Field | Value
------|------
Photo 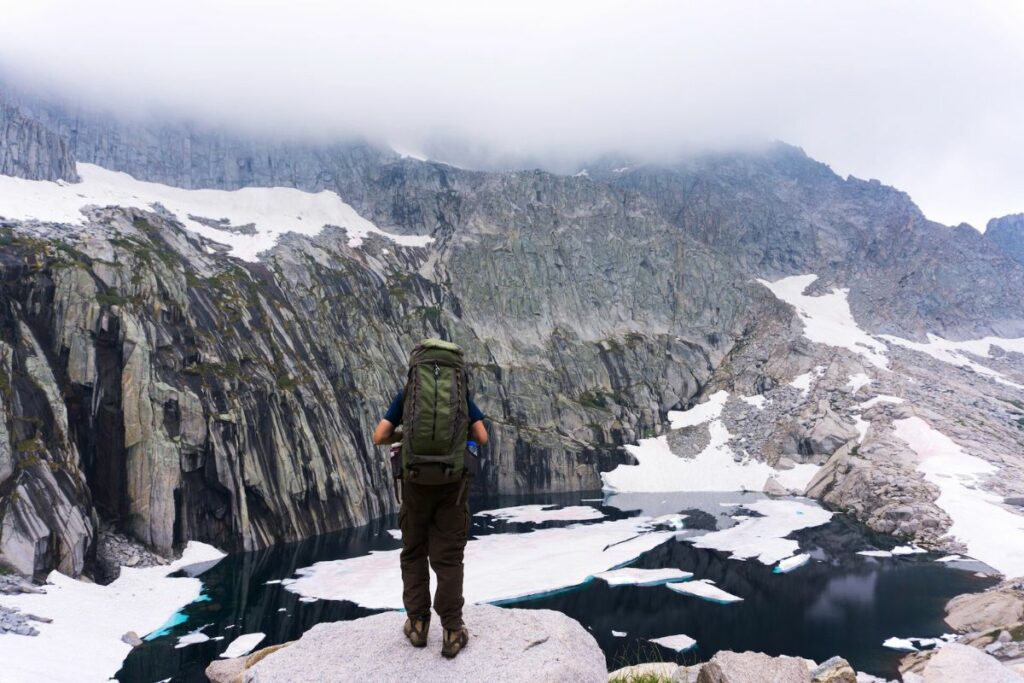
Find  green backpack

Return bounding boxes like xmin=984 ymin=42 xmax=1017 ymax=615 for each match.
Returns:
xmin=401 ymin=338 xmax=469 ymax=485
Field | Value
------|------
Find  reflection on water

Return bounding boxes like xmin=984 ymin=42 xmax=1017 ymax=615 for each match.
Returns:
xmin=116 ymin=491 xmax=995 ymax=682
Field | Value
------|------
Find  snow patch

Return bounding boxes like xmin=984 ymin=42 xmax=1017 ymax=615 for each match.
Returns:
xmin=893 ymin=417 xmax=1024 ymax=577
xmin=667 ymin=390 xmax=729 ymax=428
xmin=740 ymin=394 xmax=767 ymax=409
xmin=847 ymin=373 xmax=872 ymax=393
xmin=789 ymin=365 xmax=825 ymax=396
xmin=667 ymin=579 xmax=743 ymax=604
xmin=474 ymin=505 xmax=604 ymax=524
xmin=0 ymin=164 xmax=432 ymax=261
xmin=759 ymin=275 xmax=888 ymax=369
xmin=603 ymin=420 xmax=818 ymax=494
xmin=594 ymin=567 xmax=693 ymax=587
xmin=285 ymin=518 xmax=675 ymax=608
xmin=859 ymin=395 xmax=905 ymax=409
xmin=688 ymin=499 xmax=832 ymax=565
xmin=881 ymin=334 xmax=1024 ymax=388
xmin=0 ymin=541 xmax=225 ymax=682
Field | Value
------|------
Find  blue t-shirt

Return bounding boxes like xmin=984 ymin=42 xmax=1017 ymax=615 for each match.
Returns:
xmin=383 ymin=391 xmax=485 ymax=426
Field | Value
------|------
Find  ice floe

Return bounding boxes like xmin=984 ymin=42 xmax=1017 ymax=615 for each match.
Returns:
xmin=774 ymin=553 xmax=811 ymax=573
xmin=612 ymin=630 xmax=627 ymax=637
xmin=882 ymin=636 xmax=919 ymax=652
xmin=0 ymin=541 xmax=225 ymax=682
xmin=474 ymin=504 xmax=604 ymax=524
xmin=759 ymin=275 xmax=888 ymax=369
xmin=667 ymin=579 xmax=743 ymax=604
xmin=175 ymin=625 xmax=215 ymax=648
xmin=894 ymin=416 xmax=1024 ymax=577
xmin=285 ymin=518 xmax=676 ymax=609
xmin=649 ymin=633 xmax=698 ymax=652
xmin=856 ymin=545 xmax=926 ymax=559
xmin=220 ymin=632 xmax=266 ymax=658
xmin=0 ymin=164 xmax=433 ymax=261
xmin=689 ymin=500 xmax=832 ymax=565
xmin=594 ymin=567 xmax=693 ymax=587
xmin=882 ymin=634 xmax=957 ymax=652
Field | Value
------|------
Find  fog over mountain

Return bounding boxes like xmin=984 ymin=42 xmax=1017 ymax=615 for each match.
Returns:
xmin=1 ymin=0 xmax=1022 ymax=230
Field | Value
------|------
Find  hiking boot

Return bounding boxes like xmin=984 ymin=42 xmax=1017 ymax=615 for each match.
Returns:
xmin=403 ymin=617 xmax=429 ymax=648
xmin=441 ymin=626 xmax=469 ymax=658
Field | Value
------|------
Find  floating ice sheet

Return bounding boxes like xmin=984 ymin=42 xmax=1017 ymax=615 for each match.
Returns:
xmin=220 ymin=632 xmax=266 ymax=658
xmin=595 ymin=567 xmax=693 ymax=587
xmin=667 ymin=579 xmax=743 ymax=604
xmin=0 ymin=164 xmax=432 ymax=261
xmin=0 ymin=542 xmax=225 ymax=682
xmin=894 ymin=416 xmax=1024 ymax=577
xmin=774 ymin=554 xmax=811 ymax=573
xmin=650 ymin=633 xmax=697 ymax=652
xmin=474 ymin=504 xmax=604 ymax=524
xmin=285 ymin=518 xmax=676 ymax=609
xmin=689 ymin=500 xmax=832 ymax=565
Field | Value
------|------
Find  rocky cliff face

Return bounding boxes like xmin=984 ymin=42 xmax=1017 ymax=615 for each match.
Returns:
xmin=988 ymin=214 xmax=1024 ymax=266
xmin=0 ymin=103 xmax=79 ymax=182
xmin=0 ymin=89 xmax=1022 ymax=580
xmin=0 ymin=178 xmax=769 ymax=573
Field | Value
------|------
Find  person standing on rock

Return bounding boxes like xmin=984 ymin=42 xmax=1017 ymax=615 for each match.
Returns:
xmin=373 ymin=338 xmax=488 ymax=659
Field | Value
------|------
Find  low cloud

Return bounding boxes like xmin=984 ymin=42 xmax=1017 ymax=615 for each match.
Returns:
xmin=1 ymin=0 xmax=1022 ymax=228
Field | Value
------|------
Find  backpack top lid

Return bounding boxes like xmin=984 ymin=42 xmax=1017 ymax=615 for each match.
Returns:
xmin=415 ymin=338 xmax=463 ymax=355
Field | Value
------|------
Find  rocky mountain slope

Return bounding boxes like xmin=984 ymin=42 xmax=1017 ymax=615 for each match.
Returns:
xmin=0 ymin=90 xmax=1022 ymax=582
xmin=988 ymin=214 xmax=1024 ymax=267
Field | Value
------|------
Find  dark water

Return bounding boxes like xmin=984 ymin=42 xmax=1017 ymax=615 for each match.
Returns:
xmin=116 ymin=491 xmax=995 ymax=682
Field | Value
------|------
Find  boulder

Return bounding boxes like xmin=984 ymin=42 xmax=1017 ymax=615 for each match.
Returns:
xmin=696 ymin=650 xmax=811 ymax=683
xmin=946 ymin=580 xmax=1024 ymax=632
xmin=241 ymin=605 xmax=607 ymax=682
xmin=809 ymin=656 xmax=856 ymax=683
xmin=921 ymin=643 xmax=1024 ymax=682
xmin=206 ymin=642 xmax=294 ymax=683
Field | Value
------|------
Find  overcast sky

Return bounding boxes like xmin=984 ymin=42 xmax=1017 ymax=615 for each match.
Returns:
xmin=0 ymin=0 xmax=1022 ymax=229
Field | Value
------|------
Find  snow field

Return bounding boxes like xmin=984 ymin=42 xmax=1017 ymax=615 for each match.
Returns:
xmin=0 ymin=164 xmax=432 ymax=262
xmin=0 ymin=542 xmax=225 ymax=682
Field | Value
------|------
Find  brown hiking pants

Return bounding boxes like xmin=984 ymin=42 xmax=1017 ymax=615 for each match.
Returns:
xmin=399 ymin=477 xmax=470 ymax=630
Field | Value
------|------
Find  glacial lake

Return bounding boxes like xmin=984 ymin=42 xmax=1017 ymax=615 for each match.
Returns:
xmin=115 ymin=490 xmax=995 ymax=682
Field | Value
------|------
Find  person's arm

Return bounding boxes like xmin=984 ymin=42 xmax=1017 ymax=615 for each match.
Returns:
xmin=469 ymin=420 xmax=488 ymax=445
xmin=374 ymin=392 xmax=405 ymax=445
xmin=373 ymin=419 xmax=403 ymax=445
xmin=467 ymin=397 xmax=488 ymax=445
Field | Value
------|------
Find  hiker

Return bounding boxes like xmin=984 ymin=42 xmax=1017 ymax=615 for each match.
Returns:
xmin=372 ymin=338 xmax=488 ymax=659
